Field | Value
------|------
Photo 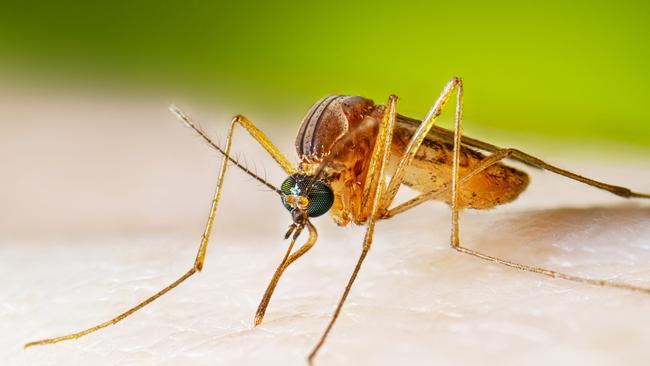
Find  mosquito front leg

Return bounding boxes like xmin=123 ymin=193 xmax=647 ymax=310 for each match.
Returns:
xmin=308 ymin=95 xmax=398 ymax=364
xmin=254 ymin=221 xmax=318 ymax=326
xmin=25 ymin=109 xmax=295 ymax=348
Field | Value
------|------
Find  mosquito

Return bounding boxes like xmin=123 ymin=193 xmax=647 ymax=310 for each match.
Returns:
xmin=25 ymin=77 xmax=650 ymax=363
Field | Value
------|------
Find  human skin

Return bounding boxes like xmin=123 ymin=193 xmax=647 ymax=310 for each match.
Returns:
xmin=4 ymin=88 xmax=650 ymax=366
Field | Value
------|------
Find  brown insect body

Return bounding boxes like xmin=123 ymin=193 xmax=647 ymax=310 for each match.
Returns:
xmin=295 ymin=95 xmax=530 ymax=226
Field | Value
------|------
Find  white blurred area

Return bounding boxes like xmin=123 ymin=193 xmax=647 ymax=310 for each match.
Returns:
xmin=0 ymin=86 xmax=299 ymax=240
xmin=2 ymin=85 xmax=650 ymax=365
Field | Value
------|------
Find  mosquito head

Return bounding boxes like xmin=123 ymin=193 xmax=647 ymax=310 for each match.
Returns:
xmin=280 ymin=174 xmax=334 ymax=224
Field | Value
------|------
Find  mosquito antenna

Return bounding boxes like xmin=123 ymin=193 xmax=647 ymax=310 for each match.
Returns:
xmin=169 ymin=105 xmax=282 ymax=195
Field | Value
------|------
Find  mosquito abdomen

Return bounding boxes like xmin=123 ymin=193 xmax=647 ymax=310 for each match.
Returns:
xmin=391 ymin=122 xmax=530 ymax=209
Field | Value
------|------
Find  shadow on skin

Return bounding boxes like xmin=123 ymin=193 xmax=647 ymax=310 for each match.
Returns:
xmin=451 ymin=203 xmax=650 ymax=281
xmin=481 ymin=203 xmax=648 ymax=245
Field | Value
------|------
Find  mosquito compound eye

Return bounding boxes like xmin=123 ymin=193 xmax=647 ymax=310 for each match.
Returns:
xmin=280 ymin=175 xmax=333 ymax=217
xmin=306 ymin=181 xmax=334 ymax=217
xmin=280 ymin=175 xmax=298 ymax=212
xmin=280 ymin=175 xmax=297 ymax=195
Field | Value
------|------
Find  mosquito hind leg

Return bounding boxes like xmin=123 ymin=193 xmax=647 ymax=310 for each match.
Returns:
xmin=445 ymin=152 xmax=650 ymax=294
xmin=381 ymin=78 xmax=650 ymax=295
xmin=506 ymin=148 xmax=650 ymax=199
xmin=437 ymin=117 xmax=650 ymax=199
xmin=448 ymin=167 xmax=650 ymax=294
xmin=438 ymin=89 xmax=650 ymax=295
xmin=25 ymin=109 xmax=295 ymax=348
xmin=381 ymin=148 xmax=650 ymax=218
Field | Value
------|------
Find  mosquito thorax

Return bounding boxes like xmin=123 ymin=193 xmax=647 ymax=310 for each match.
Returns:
xmin=280 ymin=174 xmax=334 ymax=218
xmin=295 ymin=95 xmax=377 ymax=158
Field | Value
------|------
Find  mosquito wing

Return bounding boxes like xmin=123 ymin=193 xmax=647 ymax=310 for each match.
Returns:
xmin=396 ymin=114 xmax=539 ymax=169
xmin=393 ymin=113 xmax=530 ymax=209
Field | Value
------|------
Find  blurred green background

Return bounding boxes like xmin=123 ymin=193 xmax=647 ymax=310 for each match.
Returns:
xmin=1 ymin=0 xmax=649 ymax=146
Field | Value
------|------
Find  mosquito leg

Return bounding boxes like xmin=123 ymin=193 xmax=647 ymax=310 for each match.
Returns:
xmin=452 ymin=247 xmax=650 ymax=293
xmin=408 ymin=109 xmax=650 ymax=200
xmin=171 ymin=105 xmax=296 ymax=176
xmin=380 ymin=79 xmax=650 ymax=294
xmin=308 ymin=224 xmax=374 ymax=364
xmin=439 ymin=85 xmax=650 ymax=295
xmin=383 ymin=147 xmax=650 ymax=220
xmin=455 ymin=131 xmax=650 ymax=199
xmin=378 ymin=77 xmax=464 ymax=217
xmin=25 ymin=110 xmax=295 ymax=348
xmin=385 ymin=147 xmax=650 ymax=292
xmin=505 ymin=149 xmax=650 ymax=199
xmin=379 ymin=77 xmax=462 ymax=211
xmin=359 ymin=94 xmax=398 ymax=208
xmin=308 ymin=95 xmax=398 ymax=364
xmin=254 ymin=221 xmax=318 ymax=326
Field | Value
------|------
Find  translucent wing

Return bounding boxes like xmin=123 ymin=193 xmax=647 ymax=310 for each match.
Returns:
xmin=396 ymin=114 xmax=540 ymax=169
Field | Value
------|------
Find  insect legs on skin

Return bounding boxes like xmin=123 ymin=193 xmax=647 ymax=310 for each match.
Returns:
xmin=26 ymin=78 xmax=650 ymax=364
xmin=307 ymin=80 xmax=650 ymax=362
xmin=24 ymin=108 xmax=307 ymax=347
